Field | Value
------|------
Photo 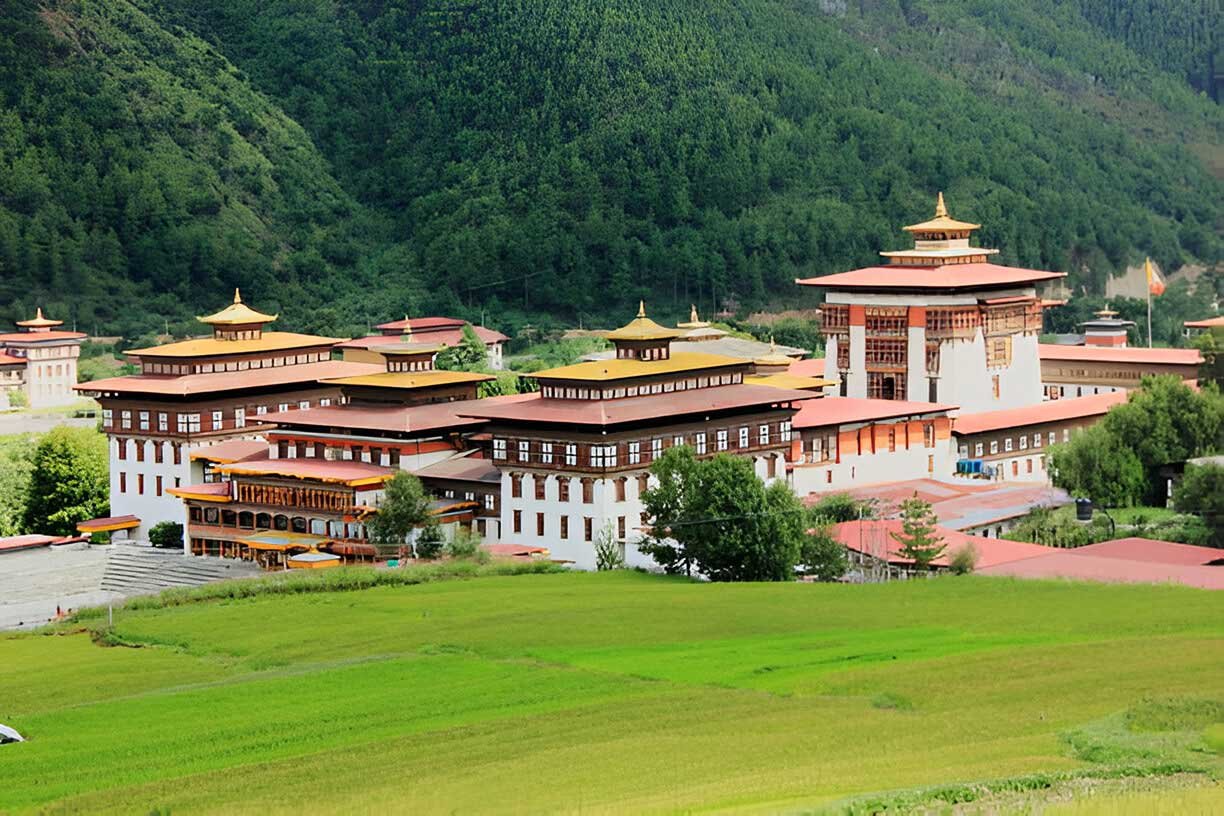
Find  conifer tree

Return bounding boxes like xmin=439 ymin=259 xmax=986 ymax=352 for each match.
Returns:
xmin=890 ymin=494 xmax=945 ymax=571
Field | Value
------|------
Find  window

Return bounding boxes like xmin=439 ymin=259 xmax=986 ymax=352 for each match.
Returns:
xmin=582 ymin=479 xmax=593 ymax=503
xmin=154 ymin=442 xmax=163 ymax=464
xmin=102 ymin=409 xmax=112 ymax=427
xmin=518 ymin=441 xmax=529 ymax=462
xmin=536 ymin=513 xmax=545 ymax=537
xmin=959 ymin=445 xmax=968 ymax=459
xmin=493 ymin=439 xmax=507 ymax=460
xmin=1004 ymin=438 xmax=1013 ymax=453
xmin=234 ymin=408 xmax=245 ymax=429
xmin=617 ymin=516 xmax=626 ymax=539
xmin=541 ymin=442 xmax=553 ymax=464
xmin=534 ymin=476 xmax=546 ymax=501
xmin=212 ymin=410 xmax=223 ymax=430
xmin=121 ymin=410 xmax=132 ymax=430
xmin=924 ymin=423 xmax=935 ymax=447
xmin=513 ymin=510 xmax=522 ymax=534
xmin=605 ymin=445 xmax=617 ymax=467
xmin=135 ymin=441 xmax=145 ymax=463
xmin=651 ymin=438 xmax=662 ymax=460
xmin=615 ymin=478 xmax=626 ymax=502
xmin=139 ymin=411 xmax=150 ymax=431
xmin=319 ymin=398 xmax=331 ymax=407
xmin=1019 ymin=435 xmax=1028 ymax=450
xmin=1063 ymin=429 xmax=1071 ymax=443
xmin=119 ymin=472 xmax=126 ymax=493
xmin=177 ymin=413 xmax=200 ymax=433
xmin=695 ymin=433 xmax=707 ymax=455
xmin=560 ymin=516 xmax=569 ymax=539
xmin=716 ymin=430 xmax=728 ymax=451
xmin=673 ymin=435 xmax=684 ymax=448
xmin=157 ymin=412 xmax=168 ymax=432
xmin=780 ymin=421 xmax=792 ymax=442
xmin=1033 ymin=433 xmax=1042 ymax=448
xmin=172 ymin=444 xmax=181 ymax=465
xmin=1026 ymin=459 xmax=1033 ymax=474
xmin=992 ymin=375 xmax=1001 ymax=399
xmin=990 ymin=440 xmax=999 ymax=455
xmin=137 ymin=474 xmax=144 ymax=495
xmin=278 ymin=403 xmax=290 ymax=413
xmin=155 ymin=476 xmax=163 ymax=497
xmin=759 ymin=424 xmax=770 ymax=446
xmin=590 ymin=446 xmax=605 ymax=468
xmin=628 ymin=441 xmax=641 ymax=464
xmin=565 ymin=444 xmax=577 ymax=466
xmin=256 ymin=405 xmax=267 ymax=416
xmin=511 ymin=473 xmax=522 ymax=498
xmin=584 ymin=517 xmax=593 ymax=542
xmin=117 ymin=439 xmax=127 ymax=461
xmin=1049 ymin=431 xmax=1057 ymax=446
xmin=558 ymin=479 xmax=570 ymax=502
xmin=767 ymin=456 xmax=777 ymax=479
xmin=975 ymin=443 xmax=984 ymax=457
xmin=298 ymin=400 xmax=309 ymax=410
xmin=484 ymin=493 xmax=495 ymax=511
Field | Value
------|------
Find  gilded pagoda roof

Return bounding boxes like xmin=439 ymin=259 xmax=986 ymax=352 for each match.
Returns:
xmin=606 ymin=302 xmax=682 ymax=342
xmin=198 ymin=289 xmax=278 ymax=326
xmin=321 ymin=370 xmax=494 ymax=389
xmin=126 ymin=332 xmax=342 ymax=358
xmin=531 ymin=351 xmax=748 ymax=383
xmin=15 ymin=307 xmax=63 ymax=328
xmin=902 ymin=192 xmax=981 ymax=233
xmin=753 ymin=339 xmax=794 ymax=367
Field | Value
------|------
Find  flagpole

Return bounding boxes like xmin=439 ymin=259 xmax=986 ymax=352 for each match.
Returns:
xmin=1144 ymin=257 xmax=1153 ymax=348
xmin=1147 ymin=284 xmax=1152 ymax=348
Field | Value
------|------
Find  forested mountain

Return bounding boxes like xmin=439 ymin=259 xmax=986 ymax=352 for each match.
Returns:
xmin=0 ymin=0 xmax=1220 ymax=338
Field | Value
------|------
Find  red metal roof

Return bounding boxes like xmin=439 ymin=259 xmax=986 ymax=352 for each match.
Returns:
xmin=413 ymin=455 xmax=500 ymax=484
xmin=787 ymin=358 xmax=826 ymax=378
xmin=75 ymin=360 xmax=382 ymax=397
xmin=952 ymin=391 xmax=1126 ymax=435
xmin=167 ymin=481 xmax=232 ymax=499
xmin=0 ymin=353 xmax=24 ymax=366
xmin=0 ymin=534 xmax=62 ymax=553
xmin=810 ymin=479 xmax=1070 ymax=531
xmin=1037 ymin=343 xmax=1202 ymax=366
xmin=76 ymin=514 xmax=141 ymax=532
xmin=456 ymin=385 xmax=814 ymax=427
xmin=266 ymin=399 xmax=494 ymax=435
xmin=978 ymin=551 xmax=1224 ymax=590
xmin=1072 ymin=538 xmax=1224 ymax=567
xmin=792 ymin=396 xmax=955 ymax=429
xmin=215 ymin=454 xmax=394 ymax=485
xmin=375 ymin=316 xmax=466 ymax=331
xmin=1184 ymin=316 xmax=1224 ymax=329
xmin=190 ymin=439 xmax=267 ymax=464
xmin=341 ymin=325 xmax=508 ymax=349
xmin=830 ymin=519 xmax=1051 ymax=569
xmin=797 ymin=263 xmax=1064 ymax=291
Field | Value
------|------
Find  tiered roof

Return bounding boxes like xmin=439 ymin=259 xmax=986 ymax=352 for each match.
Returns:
xmin=198 ymin=289 xmax=277 ymax=326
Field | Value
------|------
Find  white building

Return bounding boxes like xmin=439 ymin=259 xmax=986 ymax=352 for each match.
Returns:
xmin=0 ymin=309 xmax=86 ymax=408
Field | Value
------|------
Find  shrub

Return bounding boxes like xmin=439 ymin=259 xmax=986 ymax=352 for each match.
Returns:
xmin=445 ymin=526 xmax=486 ymax=562
xmin=148 ymin=521 xmax=183 ymax=549
xmin=593 ymin=523 xmax=626 ymax=571
xmin=414 ymin=522 xmax=445 ymax=559
xmin=948 ymin=544 xmax=978 ymax=575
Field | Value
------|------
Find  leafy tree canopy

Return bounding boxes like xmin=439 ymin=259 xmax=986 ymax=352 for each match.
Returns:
xmin=366 ymin=471 xmax=431 ymax=558
xmin=1173 ymin=463 xmax=1224 ymax=549
xmin=22 ymin=426 xmax=108 ymax=536
xmin=889 ymin=495 xmax=946 ymax=570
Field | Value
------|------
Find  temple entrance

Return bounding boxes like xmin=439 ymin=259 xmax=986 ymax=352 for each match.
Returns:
xmin=881 ymin=376 xmax=896 ymax=401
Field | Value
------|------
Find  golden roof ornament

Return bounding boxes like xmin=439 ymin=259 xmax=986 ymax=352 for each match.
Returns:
xmin=16 ymin=306 xmax=64 ymax=328
xmin=198 ymin=287 xmax=278 ymax=326
xmin=401 ymin=315 xmax=413 ymax=341
xmin=606 ymin=300 xmax=682 ymax=342
xmin=902 ymin=192 xmax=981 ymax=233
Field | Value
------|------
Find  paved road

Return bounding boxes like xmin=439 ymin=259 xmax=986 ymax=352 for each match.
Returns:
xmin=0 ymin=546 xmax=123 ymax=630
xmin=0 ymin=410 xmax=97 ymax=436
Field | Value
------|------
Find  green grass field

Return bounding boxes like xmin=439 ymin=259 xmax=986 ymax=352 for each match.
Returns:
xmin=2 ymin=571 xmax=1222 ymax=814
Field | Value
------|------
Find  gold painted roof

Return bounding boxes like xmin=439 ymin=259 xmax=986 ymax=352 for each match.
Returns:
xmin=15 ymin=307 xmax=63 ymax=328
xmin=744 ymin=373 xmax=837 ymax=391
xmin=753 ymin=339 xmax=795 ymax=366
xmin=374 ymin=342 xmax=444 ymax=356
xmin=902 ymin=192 xmax=981 ymax=233
xmin=127 ymin=331 xmax=341 ymax=358
xmin=531 ymin=351 xmax=748 ymax=382
xmin=606 ymin=301 xmax=682 ymax=342
xmin=198 ymin=289 xmax=278 ymax=326
xmin=322 ymin=370 xmax=494 ymax=389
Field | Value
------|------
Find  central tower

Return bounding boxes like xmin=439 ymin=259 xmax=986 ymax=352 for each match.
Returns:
xmin=798 ymin=194 xmax=1064 ymax=413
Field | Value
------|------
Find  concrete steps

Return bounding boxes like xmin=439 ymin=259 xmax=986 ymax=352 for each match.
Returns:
xmin=101 ymin=545 xmax=263 ymax=595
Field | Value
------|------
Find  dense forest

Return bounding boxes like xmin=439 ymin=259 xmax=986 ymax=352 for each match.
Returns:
xmin=0 ymin=0 xmax=1220 ymax=339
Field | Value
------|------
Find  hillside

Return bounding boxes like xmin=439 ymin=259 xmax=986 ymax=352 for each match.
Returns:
xmin=2 ymin=570 xmax=1223 ymax=813
xmin=1 ymin=0 xmax=1221 ymax=338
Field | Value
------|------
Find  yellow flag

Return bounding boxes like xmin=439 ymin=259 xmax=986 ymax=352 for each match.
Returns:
xmin=1146 ymin=257 xmax=1165 ymax=297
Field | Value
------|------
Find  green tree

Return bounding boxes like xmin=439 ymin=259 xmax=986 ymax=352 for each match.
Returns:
xmin=22 ymin=427 xmax=108 ymax=536
xmin=798 ymin=521 xmax=848 ymax=582
xmin=889 ymin=494 xmax=946 ymax=571
xmin=0 ymin=435 xmax=34 ymax=537
xmin=148 ymin=521 xmax=184 ymax=549
xmin=641 ymin=448 xmax=805 ymax=582
xmin=1101 ymin=376 xmax=1224 ymax=502
xmin=593 ymin=523 xmax=626 ymax=571
xmin=366 ymin=472 xmax=431 ymax=559
xmin=1048 ymin=423 xmax=1149 ymax=507
xmin=414 ymin=521 xmax=445 ymax=559
xmin=1173 ymin=463 xmax=1224 ymax=548
xmin=435 ymin=324 xmax=488 ymax=372
xmin=808 ymin=492 xmax=876 ymax=523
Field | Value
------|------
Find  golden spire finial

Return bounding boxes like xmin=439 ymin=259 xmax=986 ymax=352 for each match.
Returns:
xmin=637 ymin=300 xmax=646 ymax=319
xmin=935 ymin=191 xmax=948 ymax=218
xmin=690 ymin=304 xmax=698 ymax=323
xmin=233 ymin=288 xmax=242 ymax=304
xmin=770 ymin=336 xmax=777 ymax=354
xmin=35 ymin=307 xmax=44 ymax=320
xmin=401 ymin=315 xmax=413 ymax=340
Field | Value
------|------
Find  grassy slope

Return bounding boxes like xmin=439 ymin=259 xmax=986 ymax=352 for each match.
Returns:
xmin=1 ymin=571 xmax=1221 ymax=813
